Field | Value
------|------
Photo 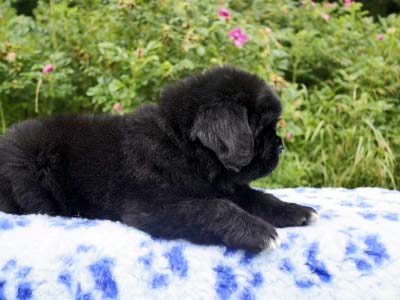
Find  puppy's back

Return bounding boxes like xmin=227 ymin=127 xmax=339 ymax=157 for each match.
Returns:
xmin=0 ymin=114 xmax=123 ymax=167
xmin=0 ymin=114 xmax=125 ymax=216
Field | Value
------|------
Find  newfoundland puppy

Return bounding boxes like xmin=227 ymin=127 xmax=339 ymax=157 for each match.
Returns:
xmin=0 ymin=66 xmax=318 ymax=252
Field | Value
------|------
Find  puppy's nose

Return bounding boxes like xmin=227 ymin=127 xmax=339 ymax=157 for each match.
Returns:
xmin=277 ymin=145 xmax=284 ymax=154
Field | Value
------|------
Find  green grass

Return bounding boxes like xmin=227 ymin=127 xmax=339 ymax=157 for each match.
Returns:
xmin=0 ymin=0 xmax=399 ymax=188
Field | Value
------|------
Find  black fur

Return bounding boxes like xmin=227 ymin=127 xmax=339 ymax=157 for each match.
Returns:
xmin=0 ymin=66 xmax=317 ymax=252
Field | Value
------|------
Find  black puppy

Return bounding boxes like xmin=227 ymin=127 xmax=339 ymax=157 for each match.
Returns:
xmin=0 ymin=66 xmax=318 ymax=252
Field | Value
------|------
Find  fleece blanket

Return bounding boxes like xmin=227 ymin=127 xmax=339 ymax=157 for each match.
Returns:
xmin=0 ymin=188 xmax=399 ymax=300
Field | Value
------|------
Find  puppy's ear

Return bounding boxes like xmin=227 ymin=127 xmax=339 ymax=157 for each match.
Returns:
xmin=190 ymin=104 xmax=254 ymax=172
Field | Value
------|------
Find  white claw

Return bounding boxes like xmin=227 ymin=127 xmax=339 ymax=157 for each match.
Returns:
xmin=309 ymin=212 xmax=320 ymax=223
xmin=268 ymin=236 xmax=281 ymax=250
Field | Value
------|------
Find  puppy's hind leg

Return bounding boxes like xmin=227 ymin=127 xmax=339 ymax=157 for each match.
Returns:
xmin=0 ymin=176 xmax=20 ymax=214
xmin=121 ymin=196 xmax=280 ymax=252
xmin=2 ymin=148 xmax=68 ymax=216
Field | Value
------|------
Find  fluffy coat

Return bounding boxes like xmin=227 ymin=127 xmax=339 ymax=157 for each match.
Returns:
xmin=0 ymin=66 xmax=318 ymax=251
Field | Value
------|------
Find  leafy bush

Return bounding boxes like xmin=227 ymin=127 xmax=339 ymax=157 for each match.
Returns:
xmin=0 ymin=0 xmax=399 ymax=188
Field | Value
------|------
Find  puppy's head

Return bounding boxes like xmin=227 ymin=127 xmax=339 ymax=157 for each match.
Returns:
xmin=159 ymin=66 xmax=283 ymax=181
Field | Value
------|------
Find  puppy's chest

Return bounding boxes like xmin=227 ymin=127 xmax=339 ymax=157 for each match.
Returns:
xmin=215 ymin=178 xmax=237 ymax=195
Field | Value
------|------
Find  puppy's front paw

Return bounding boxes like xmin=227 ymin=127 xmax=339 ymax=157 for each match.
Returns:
xmin=270 ymin=203 xmax=319 ymax=228
xmin=222 ymin=218 xmax=280 ymax=252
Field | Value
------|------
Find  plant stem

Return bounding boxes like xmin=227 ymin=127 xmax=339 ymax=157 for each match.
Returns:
xmin=35 ymin=77 xmax=43 ymax=113
xmin=49 ymin=0 xmax=58 ymax=49
xmin=0 ymin=99 xmax=6 ymax=134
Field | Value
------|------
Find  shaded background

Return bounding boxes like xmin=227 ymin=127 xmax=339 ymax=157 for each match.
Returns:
xmin=9 ymin=0 xmax=400 ymax=20
xmin=0 ymin=0 xmax=399 ymax=188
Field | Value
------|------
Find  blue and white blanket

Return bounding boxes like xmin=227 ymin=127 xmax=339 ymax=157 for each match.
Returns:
xmin=1 ymin=188 xmax=399 ymax=300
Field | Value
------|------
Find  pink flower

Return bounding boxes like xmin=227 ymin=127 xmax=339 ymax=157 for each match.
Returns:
xmin=326 ymin=2 xmax=333 ymax=7
xmin=218 ymin=8 xmax=230 ymax=20
xmin=311 ymin=1 xmax=316 ymax=7
xmin=344 ymin=0 xmax=352 ymax=7
xmin=322 ymin=13 xmax=330 ymax=20
xmin=228 ymin=27 xmax=249 ymax=47
xmin=377 ymin=33 xmax=384 ymax=41
xmin=113 ymin=102 xmax=122 ymax=113
xmin=42 ymin=64 xmax=54 ymax=73
xmin=286 ymin=132 xmax=293 ymax=140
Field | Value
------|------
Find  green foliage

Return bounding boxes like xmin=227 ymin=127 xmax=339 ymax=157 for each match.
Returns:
xmin=0 ymin=0 xmax=399 ymax=188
